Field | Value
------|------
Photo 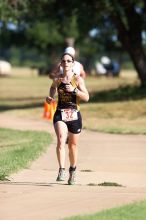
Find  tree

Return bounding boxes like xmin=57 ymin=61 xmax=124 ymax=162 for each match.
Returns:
xmin=1 ymin=0 xmax=146 ymax=85
xmin=104 ymin=0 xmax=146 ymax=85
xmin=67 ymin=0 xmax=146 ymax=85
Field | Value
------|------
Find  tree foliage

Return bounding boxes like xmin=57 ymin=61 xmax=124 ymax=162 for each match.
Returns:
xmin=1 ymin=0 xmax=146 ymax=85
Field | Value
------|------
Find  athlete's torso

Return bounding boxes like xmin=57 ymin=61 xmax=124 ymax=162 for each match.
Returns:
xmin=56 ymin=74 xmax=80 ymax=110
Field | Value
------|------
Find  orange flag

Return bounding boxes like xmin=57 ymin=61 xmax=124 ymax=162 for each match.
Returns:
xmin=43 ymin=101 xmax=57 ymax=120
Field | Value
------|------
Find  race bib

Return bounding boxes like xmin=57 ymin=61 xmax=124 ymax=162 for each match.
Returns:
xmin=61 ymin=109 xmax=78 ymax=121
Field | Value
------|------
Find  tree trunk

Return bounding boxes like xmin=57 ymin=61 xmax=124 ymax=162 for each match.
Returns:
xmin=111 ymin=15 xmax=146 ymax=86
xmin=127 ymin=44 xmax=146 ymax=85
xmin=118 ymin=29 xmax=146 ymax=86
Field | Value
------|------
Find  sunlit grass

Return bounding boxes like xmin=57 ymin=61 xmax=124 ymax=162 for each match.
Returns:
xmin=0 ymin=127 xmax=52 ymax=180
xmin=64 ymin=200 xmax=146 ymax=220
xmin=0 ymin=67 xmax=146 ymax=134
xmin=81 ymin=100 xmax=146 ymax=134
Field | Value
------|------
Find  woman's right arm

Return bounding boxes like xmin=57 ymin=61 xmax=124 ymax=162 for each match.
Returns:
xmin=46 ymin=80 xmax=57 ymax=104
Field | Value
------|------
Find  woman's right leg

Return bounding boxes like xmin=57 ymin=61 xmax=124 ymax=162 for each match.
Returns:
xmin=54 ymin=121 xmax=68 ymax=169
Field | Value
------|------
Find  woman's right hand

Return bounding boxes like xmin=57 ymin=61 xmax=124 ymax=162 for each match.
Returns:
xmin=46 ymin=96 xmax=54 ymax=104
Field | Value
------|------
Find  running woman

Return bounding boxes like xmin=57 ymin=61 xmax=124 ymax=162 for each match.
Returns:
xmin=46 ymin=52 xmax=89 ymax=185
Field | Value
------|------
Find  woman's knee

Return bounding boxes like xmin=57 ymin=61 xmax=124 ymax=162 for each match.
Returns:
xmin=56 ymin=144 xmax=65 ymax=151
xmin=57 ymin=135 xmax=66 ymax=149
xmin=57 ymin=134 xmax=66 ymax=145
xmin=68 ymin=143 xmax=77 ymax=150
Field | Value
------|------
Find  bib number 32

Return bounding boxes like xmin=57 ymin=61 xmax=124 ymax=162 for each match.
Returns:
xmin=61 ymin=109 xmax=78 ymax=121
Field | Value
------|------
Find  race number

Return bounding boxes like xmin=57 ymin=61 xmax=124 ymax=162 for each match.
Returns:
xmin=61 ymin=109 xmax=78 ymax=121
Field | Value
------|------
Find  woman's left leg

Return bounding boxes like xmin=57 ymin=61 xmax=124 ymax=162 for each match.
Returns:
xmin=67 ymin=132 xmax=80 ymax=185
xmin=68 ymin=132 xmax=80 ymax=167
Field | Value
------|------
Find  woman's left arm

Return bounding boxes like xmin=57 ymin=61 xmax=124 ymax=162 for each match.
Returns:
xmin=76 ymin=77 xmax=89 ymax=102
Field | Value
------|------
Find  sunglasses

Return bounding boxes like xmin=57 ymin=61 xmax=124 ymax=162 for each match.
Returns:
xmin=61 ymin=60 xmax=73 ymax=63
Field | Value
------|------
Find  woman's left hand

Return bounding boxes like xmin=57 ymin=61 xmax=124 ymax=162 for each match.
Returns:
xmin=65 ymin=83 xmax=74 ymax=93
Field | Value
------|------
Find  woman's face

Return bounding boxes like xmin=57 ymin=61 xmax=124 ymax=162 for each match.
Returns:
xmin=61 ymin=54 xmax=74 ymax=71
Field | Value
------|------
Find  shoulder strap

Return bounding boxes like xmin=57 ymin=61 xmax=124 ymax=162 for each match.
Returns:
xmin=70 ymin=74 xmax=79 ymax=87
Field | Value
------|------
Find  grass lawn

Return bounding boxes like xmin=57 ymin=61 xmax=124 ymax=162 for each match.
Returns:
xmin=64 ymin=199 xmax=146 ymax=220
xmin=0 ymin=67 xmax=146 ymax=134
xmin=0 ymin=67 xmax=146 ymax=179
xmin=0 ymin=127 xmax=52 ymax=180
xmin=0 ymin=67 xmax=146 ymax=219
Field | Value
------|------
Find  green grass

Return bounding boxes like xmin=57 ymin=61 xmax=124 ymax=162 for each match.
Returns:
xmin=0 ymin=68 xmax=145 ymax=219
xmin=0 ymin=127 xmax=52 ymax=180
xmin=87 ymin=182 xmax=123 ymax=187
xmin=64 ymin=200 xmax=146 ymax=220
xmin=97 ymin=181 xmax=123 ymax=187
xmin=0 ymin=67 xmax=146 ymax=134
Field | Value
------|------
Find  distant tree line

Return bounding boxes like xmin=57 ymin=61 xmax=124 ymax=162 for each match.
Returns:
xmin=1 ymin=0 xmax=146 ymax=85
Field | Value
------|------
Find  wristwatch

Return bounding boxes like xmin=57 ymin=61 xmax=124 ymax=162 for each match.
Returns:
xmin=73 ymin=87 xmax=78 ymax=95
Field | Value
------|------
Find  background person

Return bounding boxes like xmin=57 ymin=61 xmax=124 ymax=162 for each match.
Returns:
xmin=50 ymin=47 xmax=86 ymax=79
xmin=46 ymin=52 xmax=89 ymax=185
xmin=96 ymin=56 xmax=120 ymax=77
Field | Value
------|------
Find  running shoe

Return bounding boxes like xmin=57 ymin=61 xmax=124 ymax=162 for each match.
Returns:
xmin=68 ymin=170 xmax=76 ymax=185
xmin=56 ymin=168 xmax=66 ymax=181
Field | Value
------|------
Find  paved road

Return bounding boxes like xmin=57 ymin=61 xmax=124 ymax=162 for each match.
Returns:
xmin=0 ymin=113 xmax=146 ymax=220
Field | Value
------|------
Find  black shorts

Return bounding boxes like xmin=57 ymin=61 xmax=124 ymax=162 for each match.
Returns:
xmin=53 ymin=109 xmax=82 ymax=134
